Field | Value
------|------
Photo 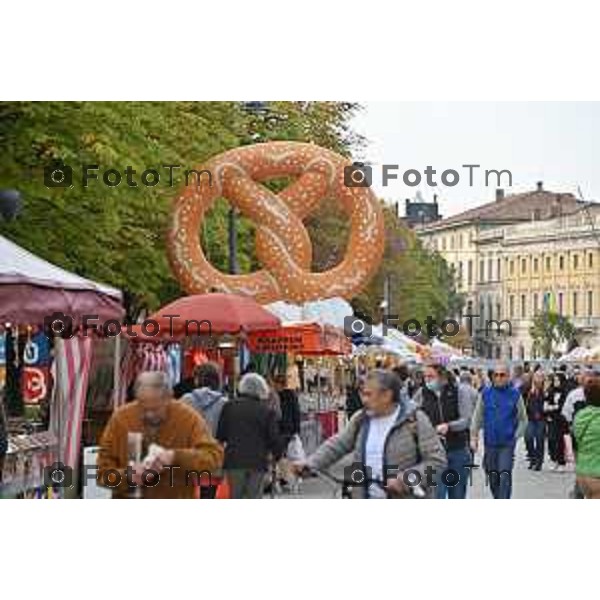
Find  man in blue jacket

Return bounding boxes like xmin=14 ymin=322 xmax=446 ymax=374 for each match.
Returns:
xmin=470 ymin=362 xmax=527 ymax=499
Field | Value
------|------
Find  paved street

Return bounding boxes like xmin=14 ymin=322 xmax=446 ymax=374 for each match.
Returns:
xmin=275 ymin=441 xmax=576 ymax=499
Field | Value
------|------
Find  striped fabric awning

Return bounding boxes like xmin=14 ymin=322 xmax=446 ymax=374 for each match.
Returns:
xmin=50 ymin=336 xmax=93 ymax=471
xmin=117 ymin=342 xmax=170 ymax=407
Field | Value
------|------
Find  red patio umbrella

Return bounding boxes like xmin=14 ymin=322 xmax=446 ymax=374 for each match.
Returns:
xmin=147 ymin=293 xmax=281 ymax=339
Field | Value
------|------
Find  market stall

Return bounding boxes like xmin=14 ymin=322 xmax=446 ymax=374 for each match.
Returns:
xmin=247 ymin=316 xmax=353 ymax=447
xmin=0 ymin=234 xmax=124 ymax=498
xmin=117 ymin=293 xmax=282 ymax=401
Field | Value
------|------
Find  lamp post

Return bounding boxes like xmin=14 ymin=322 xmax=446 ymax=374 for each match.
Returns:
xmin=227 ymin=102 xmax=272 ymax=275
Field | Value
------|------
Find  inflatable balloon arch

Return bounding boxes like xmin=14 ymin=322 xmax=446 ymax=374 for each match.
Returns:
xmin=166 ymin=141 xmax=385 ymax=304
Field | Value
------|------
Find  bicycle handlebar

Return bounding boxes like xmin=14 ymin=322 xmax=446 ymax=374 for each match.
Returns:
xmin=307 ymin=468 xmax=427 ymax=498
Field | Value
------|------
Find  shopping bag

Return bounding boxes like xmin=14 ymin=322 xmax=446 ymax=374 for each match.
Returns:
xmin=286 ymin=434 xmax=306 ymax=462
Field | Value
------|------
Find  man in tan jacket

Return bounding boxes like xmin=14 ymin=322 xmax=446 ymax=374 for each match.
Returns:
xmin=97 ymin=371 xmax=223 ymax=499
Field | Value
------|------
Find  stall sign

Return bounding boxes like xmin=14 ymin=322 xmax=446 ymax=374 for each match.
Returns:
xmin=249 ymin=334 xmax=305 ymax=354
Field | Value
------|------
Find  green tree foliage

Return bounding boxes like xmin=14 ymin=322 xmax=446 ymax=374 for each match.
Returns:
xmin=529 ymin=311 xmax=576 ymax=359
xmin=351 ymin=205 xmax=463 ymax=336
xmin=0 ymin=101 xmax=456 ymax=328
xmin=0 ymin=101 xmax=361 ymax=319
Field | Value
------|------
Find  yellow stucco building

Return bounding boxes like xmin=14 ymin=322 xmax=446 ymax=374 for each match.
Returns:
xmin=417 ymin=183 xmax=600 ymax=358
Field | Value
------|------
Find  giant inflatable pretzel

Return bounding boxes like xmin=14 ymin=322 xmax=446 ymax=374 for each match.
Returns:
xmin=167 ymin=141 xmax=385 ymax=304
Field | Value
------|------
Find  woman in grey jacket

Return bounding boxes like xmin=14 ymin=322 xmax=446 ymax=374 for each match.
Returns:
xmin=297 ymin=370 xmax=447 ymax=499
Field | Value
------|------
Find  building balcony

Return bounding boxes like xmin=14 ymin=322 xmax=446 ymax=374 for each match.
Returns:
xmin=475 ymin=228 xmax=504 ymax=243
xmin=573 ymin=317 xmax=600 ymax=332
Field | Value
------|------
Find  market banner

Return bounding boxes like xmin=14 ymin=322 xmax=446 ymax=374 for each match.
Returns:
xmin=247 ymin=324 xmax=351 ymax=356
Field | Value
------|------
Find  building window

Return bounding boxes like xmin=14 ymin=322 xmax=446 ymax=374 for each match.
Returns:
xmin=497 ymin=258 xmax=501 ymax=279
xmin=589 ymin=290 xmax=594 ymax=317
xmin=558 ymin=292 xmax=564 ymax=315
xmin=488 ymin=258 xmax=493 ymax=281
xmin=509 ymin=295 xmax=515 ymax=319
xmin=459 ymin=234 xmax=463 ymax=249
xmin=521 ymin=258 xmax=527 ymax=274
xmin=521 ymin=294 xmax=526 ymax=318
xmin=510 ymin=260 xmax=514 ymax=276
xmin=589 ymin=252 xmax=594 ymax=268
xmin=508 ymin=345 xmax=513 ymax=360
xmin=533 ymin=292 xmax=539 ymax=314
xmin=450 ymin=235 xmax=455 ymax=250
xmin=559 ymin=256 xmax=565 ymax=270
xmin=573 ymin=292 xmax=578 ymax=317
xmin=480 ymin=260 xmax=485 ymax=283
xmin=468 ymin=260 xmax=473 ymax=286
xmin=496 ymin=301 xmax=501 ymax=319
xmin=533 ymin=257 xmax=539 ymax=273
xmin=574 ymin=254 xmax=579 ymax=269
xmin=442 ymin=237 xmax=446 ymax=251
xmin=546 ymin=256 xmax=551 ymax=271
xmin=458 ymin=261 xmax=463 ymax=287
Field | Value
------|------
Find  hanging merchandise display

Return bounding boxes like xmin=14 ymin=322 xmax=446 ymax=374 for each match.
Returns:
xmin=0 ymin=430 xmax=59 ymax=499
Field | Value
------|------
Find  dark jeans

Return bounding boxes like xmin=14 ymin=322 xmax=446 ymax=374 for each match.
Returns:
xmin=547 ymin=418 xmax=566 ymax=465
xmin=436 ymin=446 xmax=472 ymax=499
xmin=484 ymin=444 xmax=515 ymax=499
xmin=525 ymin=420 xmax=545 ymax=468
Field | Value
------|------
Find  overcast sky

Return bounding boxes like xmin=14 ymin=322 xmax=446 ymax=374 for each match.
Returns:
xmin=351 ymin=102 xmax=600 ymax=218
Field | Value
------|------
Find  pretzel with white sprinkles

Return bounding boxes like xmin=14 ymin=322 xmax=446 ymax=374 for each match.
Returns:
xmin=167 ymin=141 xmax=385 ymax=304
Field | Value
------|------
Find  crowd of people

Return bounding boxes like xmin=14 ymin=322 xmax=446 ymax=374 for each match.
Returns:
xmin=95 ymin=359 xmax=600 ymax=499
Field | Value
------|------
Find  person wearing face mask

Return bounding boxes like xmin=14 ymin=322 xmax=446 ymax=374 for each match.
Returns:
xmin=413 ymin=363 xmax=475 ymax=499
xmin=470 ymin=362 xmax=527 ymax=499
xmin=573 ymin=369 xmax=600 ymax=498
xmin=293 ymin=369 xmax=446 ymax=499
